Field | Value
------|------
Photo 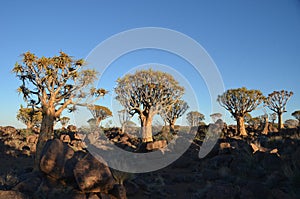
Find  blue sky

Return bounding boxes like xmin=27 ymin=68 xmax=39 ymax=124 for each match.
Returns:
xmin=1 ymin=0 xmax=300 ymax=128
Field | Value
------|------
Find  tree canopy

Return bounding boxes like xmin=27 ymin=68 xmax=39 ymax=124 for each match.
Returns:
xmin=217 ymin=87 xmax=264 ymax=136
xmin=12 ymin=51 xmax=106 ymax=169
xmin=115 ymin=69 xmax=185 ymax=142
xmin=264 ymin=90 xmax=293 ymax=130
xmin=186 ymin=111 xmax=205 ymax=126
xmin=17 ymin=105 xmax=42 ymax=130
xmin=160 ymin=99 xmax=189 ymax=131
xmin=88 ymin=105 xmax=112 ymax=127
xmin=291 ymin=110 xmax=300 ymax=123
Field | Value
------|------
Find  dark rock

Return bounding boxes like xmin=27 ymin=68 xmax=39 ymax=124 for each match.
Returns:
xmin=68 ymin=125 xmax=77 ymax=133
xmin=124 ymin=181 xmax=139 ymax=196
xmin=205 ymin=183 xmax=238 ymax=199
xmin=202 ymin=168 xmax=219 ymax=181
xmin=73 ymin=153 xmax=115 ymax=193
xmin=243 ymin=181 xmax=272 ymax=199
xmin=13 ymin=172 xmax=42 ymax=194
xmin=109 ymin=184 xmax=127 ymax=199
xmin=40 ymin=139 xmax=75 ymax=179
xmin=260 ymin=153 xmax=282 ymax=171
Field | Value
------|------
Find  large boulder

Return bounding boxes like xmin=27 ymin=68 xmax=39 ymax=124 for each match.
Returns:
xmin=40 ymin=139 xmax=74 ymax=179
xmin=73 ymin=153 xmax=115 ymax=193
xmin=146 ymin=140 xmax=167 ymax=151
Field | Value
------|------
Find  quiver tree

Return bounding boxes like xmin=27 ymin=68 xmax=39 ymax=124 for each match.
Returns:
xmin=59 ymin=116 xmax=70 ymax=129
xmin=264 ymin=90 xmax=293 ymax=131
xmin=12 ymin=51 xmax=106 ymax=169
xmin=217 ymin=87 xmax=264 ymax=136
xmin=118 ymin=109 xmax=131 ymax=134
xmin=88 ymin=105 xmax=112 ymax=127
xmin=291 ymin=110 xmax=300 ymax=125
xmin=17 ymin=105 xmax=42 ymax=130
xmin=210 ymin=113 xmax=222 ymax=123
xmin=87 ymin=118 xmax=97 ymax=129
xmin=269 ymin=113 xmax=277 ymax=124
xmin=160 ymin=100 xmax=189 ymax=132
xmin=186 ymin=111 xmax=205 ymax=126
xmin=115 ymin=69 xmax=184 ymax=142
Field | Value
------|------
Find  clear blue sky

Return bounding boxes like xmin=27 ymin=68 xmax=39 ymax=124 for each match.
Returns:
xmin=1 ymin=0 xmax=300 ymax=128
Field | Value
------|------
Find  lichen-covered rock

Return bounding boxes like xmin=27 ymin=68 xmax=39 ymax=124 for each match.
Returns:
xmin=73 ymin=153 xmax=115 ymax=193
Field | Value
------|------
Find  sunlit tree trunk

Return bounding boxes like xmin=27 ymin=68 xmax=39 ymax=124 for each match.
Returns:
xmin=34 ymin=107 xmax=56 ymax=170
xmin=140 ymin=115 xmax=153 ymax=142
xmin=236 ymin=116 xmax=247 ymax=136
xmin=261 ymin=117 xmax=269 ymax=135
xmin=278 ymin=112 xmax=283 ymax=131
xmin=170 ymin=118 xmax=177 ymax=133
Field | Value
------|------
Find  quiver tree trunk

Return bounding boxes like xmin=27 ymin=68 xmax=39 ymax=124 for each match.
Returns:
xmin=34 ymin=113 xmax=55 ymax=170
xmin=278 ymin=112 xmax=283 ymax=131
xmin=140 ymin=115 xmax=153 ymax=143
xmin=169 ymin=119 xmax=177 ymax=133
xmin=261 ymin=117 xmax=269 ymax=135
xmin=236 ymin=116 xmax=247 ymax=136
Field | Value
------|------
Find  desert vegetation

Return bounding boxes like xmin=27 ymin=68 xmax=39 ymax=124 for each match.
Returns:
xmin=0 ymin=51 xmax=299 ymax=198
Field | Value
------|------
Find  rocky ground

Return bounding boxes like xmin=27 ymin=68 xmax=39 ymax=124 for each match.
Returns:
xmin=0 ymin=124 xmax=299 ymax=199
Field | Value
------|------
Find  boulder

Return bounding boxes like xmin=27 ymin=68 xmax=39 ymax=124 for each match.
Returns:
xmin=146 ymin=140 xmax=167 ymax=151
xmin=73 ymin=153 xmax=115 ymax=193
xmin=68 ymin=125 xmax=77 ymax=133
xmin=40 ymin=139 xmax=75 ymax=179
xmin=60 ymin=134 xmax=71 ymax=143
xmin=26 ymin=134 xmax=38 ymax=144
xmin=0 ymin=190 xmax=29 ymax=199
xmin=0 ymin=126 xmax=17 ymax=137
xmin=109 ymin=184 xmax=127 ymax=199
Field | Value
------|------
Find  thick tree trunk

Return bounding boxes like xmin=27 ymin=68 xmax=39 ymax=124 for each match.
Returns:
xmin=34 ymin=113 xmax=55 ymax=170
xmin=170 ymin=119 xmax=177 ymax=133
xmin=96 ymin=118 xmax=101 ymax=128
xmin=278 ymin=112 xmax=283 ymax=131
xmin=236 ymin=116 xmax=247 ymax=136
xmin=261 ymin=117 xmax=269 ymax=135
xmin=140 ymin=116 xmax=153 ymax=143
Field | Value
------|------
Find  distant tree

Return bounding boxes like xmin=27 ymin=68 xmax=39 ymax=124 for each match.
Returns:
xmin=186 ymin=111 xmax=205 ymax=126
xmin=115 ymin=69 xmax=184 ymax=142
xmin=269 ymin=113 xmax=277 ymax=124
xmin=88 ymin=105 xmax=112 ymax=127
xmin=291 ymin=110 xmax=300 ymax=124
xmin=12 ymin=51 xmax=106 ymax=169
xmin=248 ymin=117 xmax=261 ymax=130
xmin=160 ymin=100 xmax=189 ymax=132
xmin=118 ymin=109 xmax=131 ymax=134
xmin=244 ymin=113 xmax=253 ymax=124
xmin=284 ymin=119 xmax=299 ymax=129
xmin=264 ymin=90 xmax=293 ymax=131
xmin=210 ymin=113 xmax=222 ymax=123
xmin=59 ymin=116 xmax=70 ymax=129
xmin=217 ymin=87 xmax=264 ymax=136
xmin=17 ymin=105 xmax=42 ymax=130
xmin=87 ymin=118 xmax=97 ymax=129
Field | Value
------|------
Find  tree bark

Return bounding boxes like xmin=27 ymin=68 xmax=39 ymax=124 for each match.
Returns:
xmin=170 ymin=119 xmax=177 ymax=133
xmin=34 ymin=112 xmax=55 ymax=170
xmin=278 ymin=112 xmax=283 ymax=131
xmin=140 ymin=115 xmax=153 ymax=143
xmin=236 ymin=116 xmax=247 ymax=136
xmin=261 ymin=117 xmax=269 ymax=135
